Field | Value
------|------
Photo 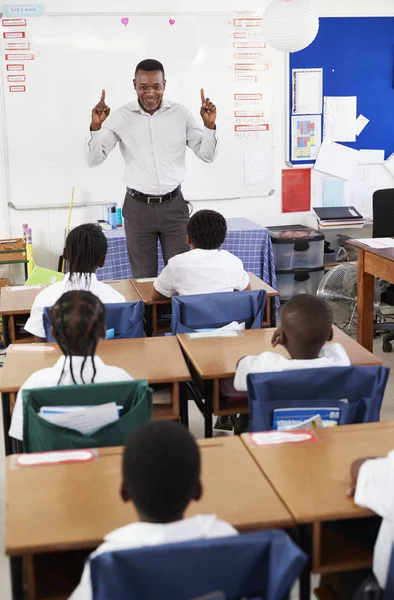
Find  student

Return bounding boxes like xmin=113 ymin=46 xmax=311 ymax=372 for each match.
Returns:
xmin=69 ymin=420 xmax=237 ymax=600
xmin=9 ymin=290 xmax=132 ymax=441
xmin=24 ymin=223 xmax=126 ymax=339
xmin=151 ymin=209 xmax=250 ymax=300
xmin=232 ymin=293 xmax=350 ymax=392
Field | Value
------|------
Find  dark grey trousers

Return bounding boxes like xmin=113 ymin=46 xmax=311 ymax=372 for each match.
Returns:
xmin=122 ymin=188 xmax=190 ymax=278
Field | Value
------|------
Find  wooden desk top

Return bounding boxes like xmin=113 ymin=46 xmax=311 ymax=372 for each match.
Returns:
xmin=348 ymin=239 xmax=394 ymax=262
xmin=130 ymin=273 xmax=279 ymax=305
xmin=5 ymin=437 xmax=293 ymax=555
xmin=0 ymin=280 xmax=140 ymax=315
xmin=0 ymin=337 xmax=190 ymax=393
xmin=177 ymin=326 xmax=382 ymax=379
xmin=242 ymin=421 xmax=394 ymax=524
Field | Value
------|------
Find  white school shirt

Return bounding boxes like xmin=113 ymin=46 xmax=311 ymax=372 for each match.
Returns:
xmin=153 ymin=249 xmax=250 ymax=297
xmin=24 ymin=273 xmax=126 ymax=339
xmin=233 ymin=343 xmax=351 ymax=392
xmin=355 ymin=452 xmax=394 ymax=588
xmin=84 ymin=98 xmax=218 ymax=195
xmin=69 ymin=515 xmax=237 ymax=600
xmin=9 ymin=355 xmax=133 ymax=441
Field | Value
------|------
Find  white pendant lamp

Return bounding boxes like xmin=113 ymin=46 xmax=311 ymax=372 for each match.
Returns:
xmin=262 ymin=0 xmax=319 ymax=53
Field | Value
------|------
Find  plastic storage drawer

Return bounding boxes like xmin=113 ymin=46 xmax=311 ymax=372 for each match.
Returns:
xmin=269 ymin=226 xmax=324 ymax=270
xmin=276 ymin=268 xmax=325 ymax=302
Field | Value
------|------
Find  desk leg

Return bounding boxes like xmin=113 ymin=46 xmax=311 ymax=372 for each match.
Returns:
xmin=298 ymin=524 xmax=311 ymax=600
xmin=179 ymin=382 xmax=189 ymax=429
xmin=2 ymin=392 xmax=12 ymax=456
xmin=270 ymin=297 xmax=276 ymax=327
xmin=2 ymin=314 xmax=10 ymax=348
xmin=203 ymin=380 xmax=213 ymax=438
xmin=356 ymin=249 xmax=374 ymax=352
xmin=145 ymin=306 xmax=153 ymax=337
xmin=10 ymin=556 xmax=24 ymax=600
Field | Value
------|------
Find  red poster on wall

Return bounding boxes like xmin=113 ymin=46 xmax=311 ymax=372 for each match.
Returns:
xmin=282 ymin=169 xmax=311 ymax=213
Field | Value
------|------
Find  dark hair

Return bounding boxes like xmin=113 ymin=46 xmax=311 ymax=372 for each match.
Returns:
xmin=123 ymin=421 xmax=201 ymax=523
xmin=282 ymin=294 xmax=334 ymax=356
xmin=135 ymin=59 xmax=165 ymax=79
xmin=186 ymin=209 xmax=227 ymax=250
xmin=49 ymin=290 xmax=105 ymax=385
xmin=66 ymin=223 xmax=107 ymax=282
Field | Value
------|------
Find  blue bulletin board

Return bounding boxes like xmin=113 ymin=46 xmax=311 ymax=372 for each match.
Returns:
xmin=287 ymin=17 xmax=394 ymax=165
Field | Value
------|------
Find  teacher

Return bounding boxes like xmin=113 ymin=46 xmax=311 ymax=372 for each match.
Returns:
xmin=85 ymin=58 xmax=218 ymax=278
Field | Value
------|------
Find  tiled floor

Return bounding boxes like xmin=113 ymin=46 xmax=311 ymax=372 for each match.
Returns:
xmin=1 ymin=336 xmax=394 ymax=599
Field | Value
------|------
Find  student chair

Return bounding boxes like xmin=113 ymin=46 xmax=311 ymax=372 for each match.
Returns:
xmin=247 ymin=365 xmax=389 ymax=432
xmin=384 ymin=543 xmax=394 ymax=599
xmin=171 ymin=289 xmax=266 ymax=334
xmin=22 ymin=380 xmax=152 ymax=452
xmin=42 ymin=300 xmax=145 ymax=342
xmin=89 ymin=529 xmax=306 ymax=600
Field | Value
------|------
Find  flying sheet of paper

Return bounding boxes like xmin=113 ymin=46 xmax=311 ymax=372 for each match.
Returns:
xmin=355 ymin=114 xmax=369 ymax=136
xmin=358 ymin=150 xmax=385 ymax=165
xmin=384 ymin=153 xmax=394 ymax=177
xmin=322 ymin=180 xmax=345 ymax=207
xmin=323 ymin=96 xmax=357 ymax=142
xmin=353 ymin=238 xmax=394 ymax=249
xmin=244 ymin=150 xmax=269 ymax=185
xmin=40 ymin=402 xmax=120 ymax=435
xmin=314 ymin=140 xmax=359 ymax=180
xmin=292 ymin=68 xmax=323 ymax=115
xmin=291 ymin=115 xmax=321 ymax=161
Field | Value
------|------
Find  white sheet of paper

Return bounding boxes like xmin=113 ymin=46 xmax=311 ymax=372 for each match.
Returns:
xmin=15 ymin=450 xmax=95 ymax=467
xmin=353 ymin=238 xmax=394 ymax=249
xmin=9 ymin=345 xmax=56 ymax=352
xmin=40 ymin=402 xmax=120 ymax=435
xmin=355 ymin=114 xmax=369 ymax=136
xmin=323 ymin=96 xmax=357 ymax=142
xmin=5 ymin=285 xmax=45 ymax=291
xmin=358 ymin=150 xmax=385 ymax=165
xmin=135 ymin=277 xmax=156 ymax=283
xmin=314 ymin=140 xmax=359 ymax=180
xmin=244 ymin=150 xmax=269 ymax=185
xmin=188 ymin=330 xmax=240 ymax=339
xmin=292 ymin=68 xmax=323 ymax=115
xmin=384 ymin=153 xmax=394 ymax=177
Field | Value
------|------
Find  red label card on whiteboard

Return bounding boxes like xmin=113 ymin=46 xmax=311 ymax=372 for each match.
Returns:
xmin=7 ymin=74 xmax=25 ymax=82
xmin=5 ymin=54 xmax=33 ymax=60
xmin=5 ymin=42 xmax=30 ymax=50
xmin=282 ymin=169 xmax=311 ymax=213
xmin=2 ymin=18 xmax=26 ymax=26
xmin=7 ymin=64 xmax=24 ymax=71
xmin=9 ymin=85 xmax=26 ymax=92
xmin=3 ymin=31 xmax=25 ymax=39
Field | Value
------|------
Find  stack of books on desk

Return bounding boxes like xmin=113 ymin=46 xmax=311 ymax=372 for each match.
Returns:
xmin=313 ymin=207 xmax=365 ymax=229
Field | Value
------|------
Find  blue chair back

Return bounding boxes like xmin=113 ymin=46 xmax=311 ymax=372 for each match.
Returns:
xmin=247 ymin=365 xmax=389 ymax=432
xmin=43 ymin=301 xmax=144 ymax=341
xmin=171 ymin=290 xmax=266 ymax=334
xmin=90 ymin=530 xmax=306 ymax=600
xmin=384 ymin=543 xmax=394 ymax=599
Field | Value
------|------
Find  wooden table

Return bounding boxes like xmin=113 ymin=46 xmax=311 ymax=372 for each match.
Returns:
xmin=6 ymin=437 xmax=293 ymax=600
xmin=347 ymin=239 xmax=394 ymax=352
xmin=0 ymin=337 xmax=190 ymax=455
xmin=0 ymin=280 xmax=140 ymax=348
xmin=242 ymin=421 xmax=394 ymax=598
xmin=130 ymin=272 xmax=280 ymax=336
xmin=177 ymin=326 xmax=382 ymax=437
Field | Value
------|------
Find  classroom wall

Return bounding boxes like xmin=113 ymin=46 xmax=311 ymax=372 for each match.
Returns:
xmin=0 ymin=0 xmax=393 ymax=275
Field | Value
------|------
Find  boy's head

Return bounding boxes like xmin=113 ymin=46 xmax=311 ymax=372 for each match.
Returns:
xmin=186 ymin=210 xmax=227 ymax=250
xmin=66 ymin=223 xmax=108 ymax=276
xmin=274 ymin=294 xmax=334 ymax=360
xmin=121 ymin=421 xmax=202 ymax=523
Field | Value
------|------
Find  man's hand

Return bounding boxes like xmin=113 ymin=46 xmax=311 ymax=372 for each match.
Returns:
xmin=90 ymin=89 xmax=111 ymax=131
xmin=200 ymin=88 xmax=216 ymax=130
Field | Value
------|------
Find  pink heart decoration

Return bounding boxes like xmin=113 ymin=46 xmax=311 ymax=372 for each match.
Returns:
xmin=169 ymin=18 xmax=176 ymax=26
xmin=121 ymin=17 xmax=129 ymax=26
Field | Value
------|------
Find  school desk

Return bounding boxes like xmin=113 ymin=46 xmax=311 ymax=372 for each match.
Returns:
xmin=347 ymin=239 xmax=394 ymax=352
xmin=0 ymin=337 xmax=190 ymax=455
xmin=130 ymin=272 xmax=280 ymax=336
xmin=241 ymin=421 xmax=394 ymax=599
xmin=0 ymin=279 xmax=140 ymax=348
xmin=177 ymin=326 xmax=382 ymax=438
xmin=5 ymin=437 xmax=293 ymax=600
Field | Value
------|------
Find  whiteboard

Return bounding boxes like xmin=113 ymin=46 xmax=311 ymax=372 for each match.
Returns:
xmin=0 ymin=13 xmax=274 ymax=208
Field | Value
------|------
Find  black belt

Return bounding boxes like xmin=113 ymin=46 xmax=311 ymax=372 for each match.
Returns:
xmin=126 ymin=185 xmax=181 ymax=204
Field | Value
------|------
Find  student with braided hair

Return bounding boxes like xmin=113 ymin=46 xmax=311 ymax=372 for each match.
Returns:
xmin=24 ymin=223 xmax=126 ymax=340
xmin=9 ymin=290 xmax=132 ymax=442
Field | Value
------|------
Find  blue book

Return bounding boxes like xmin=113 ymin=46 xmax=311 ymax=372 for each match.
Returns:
xmin=272 ymin=407 xmax=340 ymax=430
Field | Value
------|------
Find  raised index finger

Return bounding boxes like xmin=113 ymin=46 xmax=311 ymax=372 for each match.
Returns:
xmin=200 ymin=88 xmax=206 ymax=105
xmin=101 ymin=89 xmax=106 ymax=102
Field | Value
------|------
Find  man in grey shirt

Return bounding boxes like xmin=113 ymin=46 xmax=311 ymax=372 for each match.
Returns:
xmin=85 ymin=58 xmax=218 ymax=278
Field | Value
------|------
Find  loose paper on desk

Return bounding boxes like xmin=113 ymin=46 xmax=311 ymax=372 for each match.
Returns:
xmin=292 ymin=68 xmax=322 ymax=115
xmin=353 ymin=238 xmax=394 ymax=249
xmin=384 ymin=153 xmax=394 ymax=177
xmin=314 ymin=140 xmax=358 ymax=180
xmin=355 ymin=114 xmax=369 ymax=136
xmin=242 ymin=430 xmax=318 ymax=448
xmin=323 ymin=96 xmax=357 ymax=142
xmin=14 ymin=449 xmax=96 ymax=468
xmin=40 ymin=402 xmax=120 ymax=435
xmin=322 ymin=180 xmax=345 ymax=207
xmin=291 ymin=115 xmax=321 ymax=161
xmin=358 ymin=149 xmax=385 ymax=165
xmin=244 ymin=150 xmax=269 ymax=185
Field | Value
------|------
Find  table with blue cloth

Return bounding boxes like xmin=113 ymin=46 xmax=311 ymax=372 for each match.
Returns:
xmin=97 ymin=218 xmax=278 ymax=294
